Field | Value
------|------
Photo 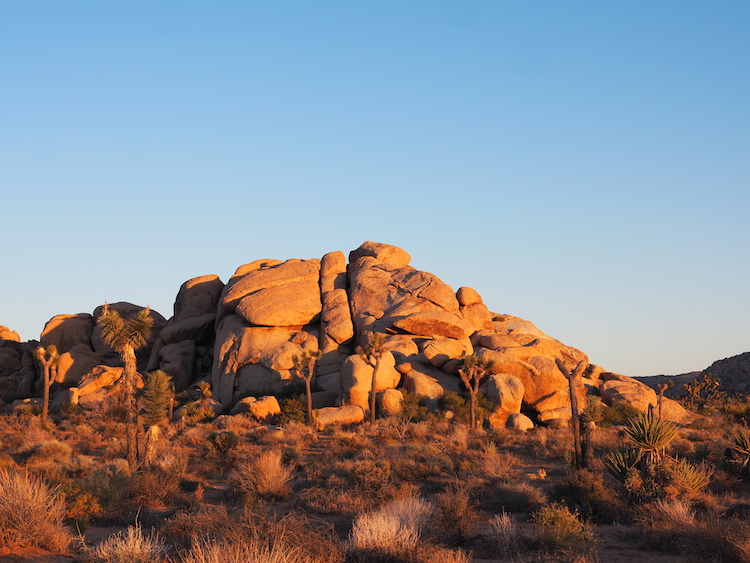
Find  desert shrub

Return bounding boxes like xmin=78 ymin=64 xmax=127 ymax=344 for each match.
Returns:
xmin=233 ymin=449 xmax=294 ymax=500
xmin=162 ymin=505 xmax=232 ymax=548
xmin=127 ymin=466 xmax=181 ymax=508
xmin=531 ymin=502 xmax=593 ymax=552
xmin=693 ymin=442 xmax=715 ymax=462
xmin=0 ymin=468 xmax=72 ymax=552
xmin=86 ymin=461 xmax=132 ymax=508
xmin=600 ymin=403 xmax=640 ymax=427
xmin=279 ymin=394 xmax=307 ymax=425
xmin=207 ymin=430 xmax=240 ymax=460
xmin=552 ymin=469 xmax=627 ymax=523
xmin=351 ymin=459 xmax=392 ymax=491
xmin=88 ymin=522 xmax=166 ymax=563
xmin=439 ymin=391 xmax=493 ymax=425
xmin=398 ymin=391 xmax=430 ymax=423
xmin=477 ymin=449 xmax=519 ymax=482
xmin=435 ymin=483 xmax=478 ymax=544
xmin=348 ymin=497 xmax=433 ymax=555
xmin=634 ymin=503 xmax=750 ymax=561
xmin=59 ymin=482 xmax=101 ymax=531
xmin=479 ymin=480 xmax=548 ymax=514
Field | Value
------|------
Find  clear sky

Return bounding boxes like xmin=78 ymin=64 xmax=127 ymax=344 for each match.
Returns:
xmin=1 ymin=1 xmax=748 ymax=377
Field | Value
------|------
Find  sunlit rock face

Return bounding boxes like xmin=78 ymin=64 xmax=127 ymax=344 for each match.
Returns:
xmin=10 ymin=241 xmax=699 ymax=426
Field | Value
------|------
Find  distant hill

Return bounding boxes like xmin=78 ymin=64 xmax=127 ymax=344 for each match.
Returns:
xmin=635 ymin=352 xmax=750 ymax=398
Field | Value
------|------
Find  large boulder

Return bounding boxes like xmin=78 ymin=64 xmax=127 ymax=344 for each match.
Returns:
xmin=0 ymin=326 xmax=20 ymax=342
xmin=421 ymin=338 xmax=471 ymax=368
xmin=211 ymin=314 xmax=319 ymax=406
xmin=230 ymin=395 xmax=281 ymax=420
xmin=393 ymin=311 xmax=473 ymax=340
xmin=600 ymin=376 xmax=657 ymax=413
xmin=348 ymin=245 xmax=460 ymax=342
xmin=483 ymin=373 xmax=525 ymax=428
xmin=158 ymin=340 xmax=197 ymax=392
xmin=340 ymin=352 xmax=400 ymax=411
xmin=221 ymin=259 xmax=322 ymax=327
xmin=40 ymin=313 xmax=94 ymax=353
xmin=315 ymin=405 xmax=365 ymax=430
xmin=56 ymin=344 xmax=99 ymax=387
xmin=173 ymin=275 xmax=224 ymax=323
xmin=349 ymin=241 xmax=411 ymax=269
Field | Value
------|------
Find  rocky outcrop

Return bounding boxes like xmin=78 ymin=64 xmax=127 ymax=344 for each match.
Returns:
xmin=9 ymin=240 xmax=703 ymax=429
xmin=0 ymin=326 xmax=20 ymax=342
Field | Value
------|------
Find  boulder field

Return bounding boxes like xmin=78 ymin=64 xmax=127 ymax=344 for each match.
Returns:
xmin=0 ymin=241 xmax=696 ymax=426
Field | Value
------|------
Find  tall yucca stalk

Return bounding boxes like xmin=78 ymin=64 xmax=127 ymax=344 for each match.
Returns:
xmin=97 ymin=303 xmax=154 ymax=471
xmin=35 ymin=345 xmax=59 ymax=426
xmin=625 ymin=410 xmax=678 ymax=464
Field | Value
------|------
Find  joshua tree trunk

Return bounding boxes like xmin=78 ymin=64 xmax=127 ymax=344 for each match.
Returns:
xmin=35 ymin=346 xmax=59 ymax=426
xmin=369 ymin=357 xmax=381 ymax=425
xmin=556 ymin=358 xmax=587 ymax=469
xmin=657 ymin=383 xmax=668 ymax=419
xmin=123 ymin=346 xmax=139 ymax=471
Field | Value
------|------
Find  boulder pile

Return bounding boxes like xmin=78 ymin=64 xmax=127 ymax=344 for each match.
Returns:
xmin=0 ymin=241 xmax=696 ymax=427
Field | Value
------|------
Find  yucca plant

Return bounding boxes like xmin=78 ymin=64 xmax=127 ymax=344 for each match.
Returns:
xmin=728 ymin=428 xmax=750 ymax=473
xmin=604 ymin=446 xmax=642 ymax=482
xmin=625 ymin=410 xmax=678 ymax=464
xmin=458 ymin=354 xmax=495 ymax=433
xmin=672 ymin=458 xmax=712 ymax=497
xmin=142 ymin=370 xmax=173 ymax=467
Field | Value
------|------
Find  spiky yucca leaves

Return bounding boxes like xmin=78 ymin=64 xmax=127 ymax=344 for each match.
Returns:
xmin=605 ymin=447 xmax=642 ymax=483
xmin=35 ymin=344 xmax=59 ymax=425
xmin=671 ymin=458 xmax=712 ymax=497
xmin=292 ymin=349 xmax=322 ymax=430
xmin=458 ymin=354 xmax=495 ymax=433
xmin=143 ymin=371 xmax=173 ymax=467
xmin=580 ymin=396 xmax=605 ymax=425
xmin=356 ymin=332 xmax=388 ymax=425
xmin=729 ymin=428 xmax=750 ymax=473
xmin=625 ymin=410 xmax=678 ymax=464
xmin=97 ymin=303 xmax=154 ymax=471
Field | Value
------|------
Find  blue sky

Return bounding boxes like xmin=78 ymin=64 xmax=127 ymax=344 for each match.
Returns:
xmin=1 ymin=1 xmax=748 ymax=376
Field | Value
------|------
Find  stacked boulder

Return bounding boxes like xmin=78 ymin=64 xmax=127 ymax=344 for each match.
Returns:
xmin=0 ymin=326 xmax=36 ymax=399
xmin=10 ymin=240 xmax=696 ymax=428
xmin=148 ymin=275 xmax=224 ymax=392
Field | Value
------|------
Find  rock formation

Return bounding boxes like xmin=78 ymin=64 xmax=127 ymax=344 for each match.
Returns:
xmin=1 ymin=241 xmax=701 ymax=427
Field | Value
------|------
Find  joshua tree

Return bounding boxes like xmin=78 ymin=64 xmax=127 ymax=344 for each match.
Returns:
xmin=97 ymin=303 xmax=154 ymax=471
xmin=292 ymin=349 xmax=322 ymax=430
xmin=142 ymin=370 xmax=173 ymax=466
xmin=555 ymin=358 xmax=587 ymax=469
xmin=458 ymin=355 xmax=495 ymax=433
xmin=35 ymin=345 xmax=59 ymax=425
xmin=356 ymin=332 xmax=387 ymax=425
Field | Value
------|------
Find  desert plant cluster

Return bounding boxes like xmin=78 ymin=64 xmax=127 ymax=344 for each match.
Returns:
xmin=2 ymin=368 xmax=750 ymax=563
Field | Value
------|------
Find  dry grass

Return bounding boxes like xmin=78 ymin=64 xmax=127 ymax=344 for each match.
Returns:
xmin=348 ymin=497 xmax=433 ymax=553
xmin=233 ymin=449 xmax=294 ymax=500
xmin=181 ymin=536 xmax=309 ymax=563
xmin=88 ymin=522 xmax=166 ymax=563
xmin=0 ymin=468 xmax=72 ymax=552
